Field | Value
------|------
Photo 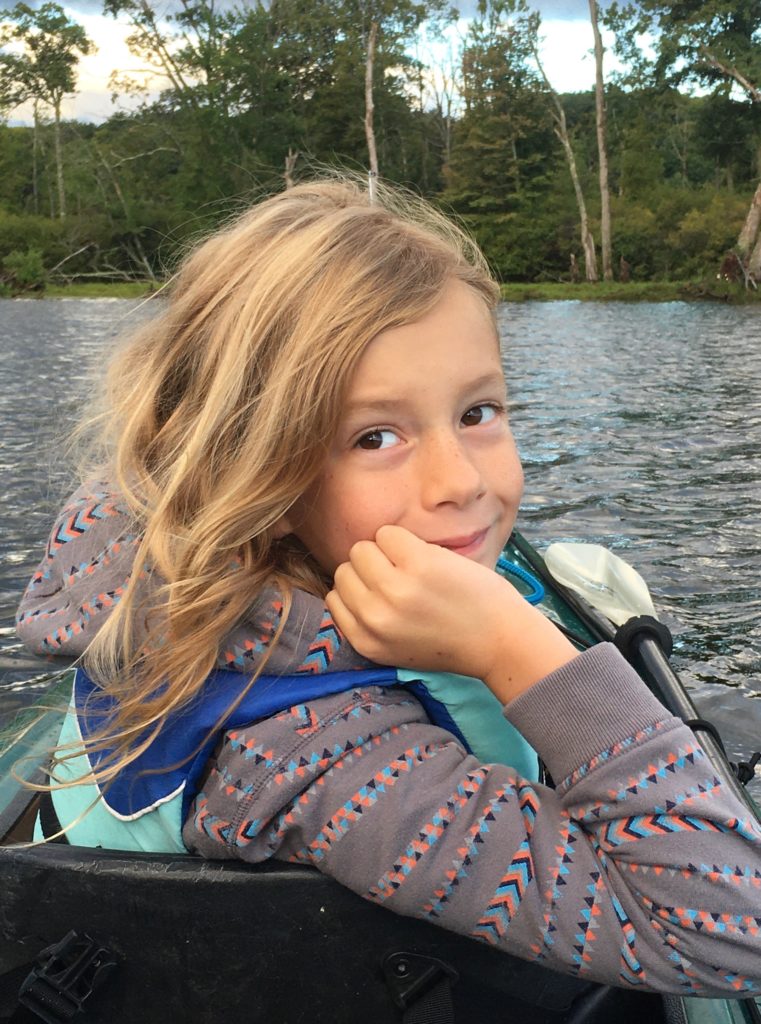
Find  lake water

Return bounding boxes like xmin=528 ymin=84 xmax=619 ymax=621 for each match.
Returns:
xmin=1 ymin=297 xmax=759 ymax=796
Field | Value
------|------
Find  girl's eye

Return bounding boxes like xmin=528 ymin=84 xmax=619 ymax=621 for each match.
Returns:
xmin=355 ymin=428 xmax=400 ymax=450
xmin=461 ymin=403 xmax=500 ymax=427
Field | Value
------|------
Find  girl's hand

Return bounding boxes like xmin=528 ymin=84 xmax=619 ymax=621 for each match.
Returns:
xmin=326 ymin=525 xmax=578 ymax=704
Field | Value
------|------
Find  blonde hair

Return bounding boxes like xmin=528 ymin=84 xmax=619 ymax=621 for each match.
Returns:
xmin=67 ymin=175 xmax=500 ymax=782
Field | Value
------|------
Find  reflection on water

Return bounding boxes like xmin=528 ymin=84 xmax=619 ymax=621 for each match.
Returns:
xmin=1 ymin=298 xmax=760 ymax=795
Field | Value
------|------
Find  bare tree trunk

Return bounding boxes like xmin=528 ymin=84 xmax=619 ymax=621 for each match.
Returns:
xmin=737 ymin=179 xmax=761 ymax=260
xmin=364 ymin=20 xmax=379 ymax=194
xmin=53 ymin=98 xmax=65 ymax=219
xmin=284 ymin=147 xmax=298 ymax=189
xmin=589 ymin=0 xmax=612 ymax=280
xmin=748 ymin=225 xmax=761 ymax=282
xmin=32 ymin=101 xmax=39 ymax=215
xmin=532 ymin=47 xmax=598 ymax=282
xmin=428 ymin=41 xmax=458 ymax=166
xmin=560 ymin=127 xmax=598 ymax=282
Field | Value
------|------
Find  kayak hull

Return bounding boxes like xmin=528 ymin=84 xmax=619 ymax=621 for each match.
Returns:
xmin=0 ymin=840 xmax=667 ymax=1024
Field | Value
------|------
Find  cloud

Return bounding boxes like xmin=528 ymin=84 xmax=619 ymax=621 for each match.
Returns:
xmin=57 ymin=0 xmax=601 ymax=20
xmin=455 ymin=1 xmax=591 ymax=18
xmin=530 ymin=1 xmax=592 ymax=18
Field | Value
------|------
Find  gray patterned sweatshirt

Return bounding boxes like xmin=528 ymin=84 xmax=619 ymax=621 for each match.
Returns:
xmin=16 ymin=481 xmax=761 ymax=997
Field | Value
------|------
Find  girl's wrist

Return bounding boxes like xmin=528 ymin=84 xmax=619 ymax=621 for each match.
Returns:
xmin=482 ymin=595 xmax=579 ymax=705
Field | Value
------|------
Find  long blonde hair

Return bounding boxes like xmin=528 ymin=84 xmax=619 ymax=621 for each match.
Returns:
xmin=71 ymin=175 xmax=499 ymax=781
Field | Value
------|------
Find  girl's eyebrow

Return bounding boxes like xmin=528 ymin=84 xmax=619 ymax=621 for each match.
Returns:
xmin=346 ymin=372 xmax=506 ymax=415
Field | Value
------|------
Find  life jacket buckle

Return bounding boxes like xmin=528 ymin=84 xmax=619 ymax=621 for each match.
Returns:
xmin=17 ymin=930 xmax=117 ymax=1024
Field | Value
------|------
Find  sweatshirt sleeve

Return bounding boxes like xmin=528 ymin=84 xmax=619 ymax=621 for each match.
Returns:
xmin=15 ymin=481 xmax=139 ymax=657
xmin=183 ymin=644 xmax=761 ymax=997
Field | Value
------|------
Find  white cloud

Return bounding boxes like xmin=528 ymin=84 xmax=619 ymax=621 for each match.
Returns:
xmin=8 ymin=6 xmax=170 ymax=124
xmin=539 ymin=17 xmax=623 ymax=92
xmin=7 ymin=4 xmax=618 ymax=125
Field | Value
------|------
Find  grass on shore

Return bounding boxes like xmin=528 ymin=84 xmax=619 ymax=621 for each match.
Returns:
xmin=499 ymin=280 xmax=761 ymax=302
xmin=43 ymin=281 xmax=160 ymax=299
xmin=5 ymin=278 xmax=760 ymax=302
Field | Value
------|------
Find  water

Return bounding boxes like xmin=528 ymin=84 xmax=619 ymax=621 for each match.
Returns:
xmin=1 ymin=298 xmax=760 ymax=796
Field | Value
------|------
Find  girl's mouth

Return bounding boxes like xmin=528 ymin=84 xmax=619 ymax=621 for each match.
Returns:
xmin=433 ymin=528 xmax=489 ymax=556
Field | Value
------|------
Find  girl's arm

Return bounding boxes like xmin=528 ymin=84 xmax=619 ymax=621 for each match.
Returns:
xmin=184 ymin=646 xmax=761 ymax=996
xmin=15 ymin=482 xmax=137 ymax=657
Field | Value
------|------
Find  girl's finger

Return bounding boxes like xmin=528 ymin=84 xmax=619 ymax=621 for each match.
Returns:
xmin=332 ymin=560 xmax=373 ymax=613
xmin=325 ymin=587 xmax=360 ymax=640
xmin=374 ymin=524 xmax=424 ymax=566
xmin=347 ymin=538 xmax=396 ymax=589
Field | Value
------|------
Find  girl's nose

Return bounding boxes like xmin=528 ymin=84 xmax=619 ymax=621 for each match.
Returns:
xmin=418 ymin=433 xmax=485 ymax=510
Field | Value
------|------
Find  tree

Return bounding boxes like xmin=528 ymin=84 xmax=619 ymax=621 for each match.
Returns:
xmin=530 ymin=15 xmax=598 ymax=281
xmin=348 ymin=1 xmax=454 ymax=185
xmin=608 ymin=1 xmax=761 ymax=278
xmin=444 ymin=1 xmax=556 ymax=279
xmin=589 ymin=0 xmax=613 ymax=279
xmin=0 ymin=2 xmax=93 ymax=218
xmin=449 ymin=1 xmax=549 ymax=196
xmin=365 ymin=18 xmax=379 ymax=188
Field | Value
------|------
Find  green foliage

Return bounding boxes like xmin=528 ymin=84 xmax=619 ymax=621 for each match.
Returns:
xmin=671 ymin=191 xmax=751 ymax=272
xmin=608 ymin=1 xmax=761 ymax=101
xmin=1 ymin=0 xmax=759 ymax=286
xmin=2 ymin=245 xmax=45 ymax=291
xmin=0 ymin=2 xmax=93 ymax=113
xmin=0 ymin=210 xmax=65 ymax=257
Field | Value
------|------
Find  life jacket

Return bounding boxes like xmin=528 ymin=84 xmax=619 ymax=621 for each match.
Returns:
xmin=38 ymin=663 xmax=539 ymax=853
xmin=38 ymin=558 xmax=544 ymax=853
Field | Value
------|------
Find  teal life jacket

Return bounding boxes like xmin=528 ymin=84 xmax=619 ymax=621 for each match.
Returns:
xmin=38 ymin=663 xmax=539 ymax=853
xmin=39 ymin=559 xmax=545 ymax=853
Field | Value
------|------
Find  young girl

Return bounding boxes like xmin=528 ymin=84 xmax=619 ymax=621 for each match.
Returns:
xmin=16 ymin=178 xmax=761 ymax=997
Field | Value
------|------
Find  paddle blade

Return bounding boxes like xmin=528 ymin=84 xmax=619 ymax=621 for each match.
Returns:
xmin=544 ymin=543 xmax=657 ymax=626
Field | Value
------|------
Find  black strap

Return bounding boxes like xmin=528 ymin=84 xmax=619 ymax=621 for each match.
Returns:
xmin=382 ymin=952 xmax=457 ymax=1024
xmin=0 ymin=963 xmax=42 ymax=1024
xmin=684 ymin=722 xmax=761 ymax=788
xmin=402 ymin=976 xmax=455 ymax=1024
xmin=38 ymin=792 xmax=68 ymax=845
xmin=684 ymin=718 xmax=727 ymax=757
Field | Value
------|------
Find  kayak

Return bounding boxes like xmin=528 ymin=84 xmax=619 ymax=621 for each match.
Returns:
xmin=0 ymin=532 xmax=759 ymax=1024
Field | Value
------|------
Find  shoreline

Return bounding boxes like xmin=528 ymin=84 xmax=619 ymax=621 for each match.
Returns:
xmin=1 ymin=280 xmax=759 ymax=303
xmin=499 ymin=281 xmax=761 ymax=303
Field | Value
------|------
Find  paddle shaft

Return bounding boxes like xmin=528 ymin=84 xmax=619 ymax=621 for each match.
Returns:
xmin=509 ymin=533 xmax=759 ymax=817
xmin=632 ymin=634 xmax=758 ymax=817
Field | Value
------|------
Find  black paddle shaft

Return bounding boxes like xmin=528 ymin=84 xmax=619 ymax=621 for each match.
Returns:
xmin=632 ymin=632 xmax=758 ymax=818
xmin=508 ymin=533 xmax=759 ymax=818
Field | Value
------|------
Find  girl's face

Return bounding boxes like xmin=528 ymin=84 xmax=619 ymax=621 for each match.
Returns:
xmin=283 ymin=278 xmax=524 ymax=576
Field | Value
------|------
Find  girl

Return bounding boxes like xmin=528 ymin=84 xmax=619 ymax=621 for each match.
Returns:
xmin=16 ymin=177 xmax=761 ymax=996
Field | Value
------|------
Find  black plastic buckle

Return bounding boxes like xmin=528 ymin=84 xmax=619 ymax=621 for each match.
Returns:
xmin=732 ymin=750 xmax=761 ymax=788
xmin=17 ymin=931 xmax=117 ymax=1024
xmin=382 ymin=951 xmax=458 ymax=1010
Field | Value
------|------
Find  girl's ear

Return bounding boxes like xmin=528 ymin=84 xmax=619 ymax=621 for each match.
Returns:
xmin=272 ymin=514 xmax=293 ymax=540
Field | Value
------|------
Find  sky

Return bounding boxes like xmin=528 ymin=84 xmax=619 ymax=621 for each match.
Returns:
xmin=6 ymin=1 xmax=624 ymax=125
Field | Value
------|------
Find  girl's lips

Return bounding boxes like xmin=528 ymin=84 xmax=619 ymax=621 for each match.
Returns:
xmin=434 ymin=528 xmax=489 ymax=556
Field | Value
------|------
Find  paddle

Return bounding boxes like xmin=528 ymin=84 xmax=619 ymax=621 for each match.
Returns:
xmin=543 ymin=541 xmax=759 ymax=809
xmin=544 ymin=543 xmax=656 ymax=627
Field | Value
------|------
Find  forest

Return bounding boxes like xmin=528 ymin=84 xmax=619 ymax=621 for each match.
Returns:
xmin=0 ymin=0 xmax=760 ymax=293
